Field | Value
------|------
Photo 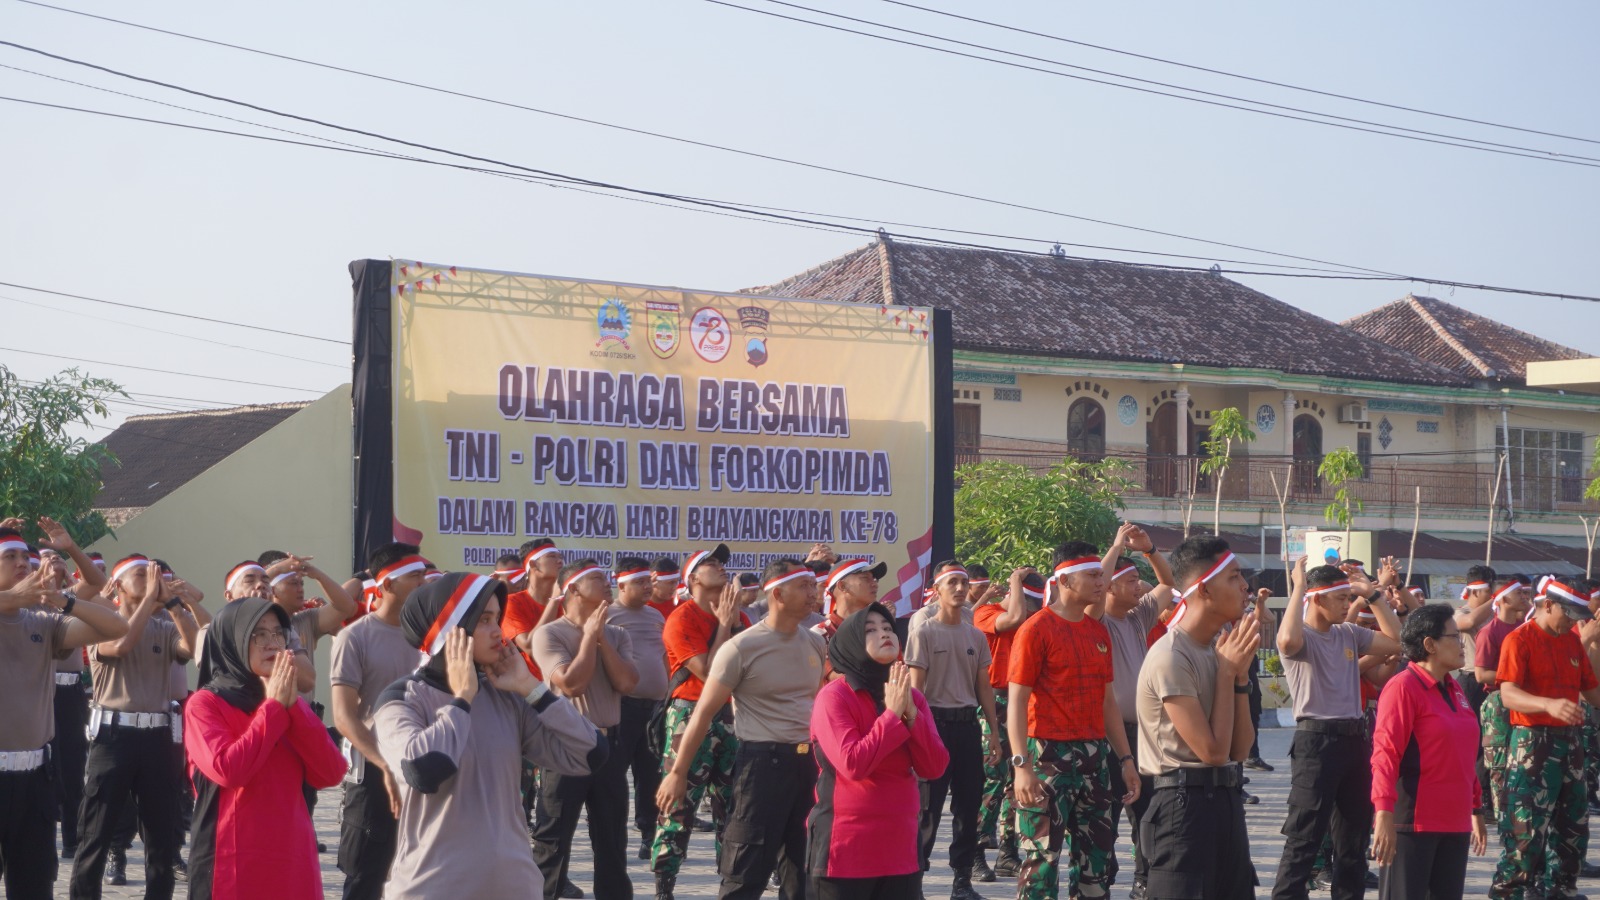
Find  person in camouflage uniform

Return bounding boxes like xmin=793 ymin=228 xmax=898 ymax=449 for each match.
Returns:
xmin=1488 ymin=579 xmax=1600 ymax=900
xmin=1473 ymin=579 xmax=1531 ymax=824
xmin=1481 ymin=690 xmax=1513 ymax=818
xmin=974 ymin=569 xmax=1046 ymax=879
xmin=1007 ymin=543 xmax=1138 ymax=900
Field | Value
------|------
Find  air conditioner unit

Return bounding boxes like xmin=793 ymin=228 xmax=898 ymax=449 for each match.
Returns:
xmin=1338 ymin=402 xmax=1369 ymax=424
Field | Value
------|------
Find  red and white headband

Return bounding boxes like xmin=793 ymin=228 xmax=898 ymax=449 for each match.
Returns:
xmin=1490 ymin=581 xmax=1523 ymax=612
xmin=376 ymin=555 xmax=428 ymax=586
xmin=492 ymin=565 xmax=524 ymax=579
xmin=654 ymin=570 xmax=679 ymax=583
xmin=420 ymin=575 xmax=491 ymax=660
xmin=561 ymin=565 xmax=605 ymax=594
xmin=1021 ymin=582 xmax=1045 ymax=601
xmin=1407 ymin=586 xmax=1425 ymax=598
xmin=226 ymin=563 xmax=266 ymax=593
xmin=1303 ymin=581 xmax=1352 ymax=599
xmin=1168 ymin=552 xmax=1237 ymax=630
xmin=28 ymin=550 xmax=40 ymax=569
xmin=932 ymin=566 xmax=968 ymax=586
xmin=0 ymin=538 xmax=28 ymax=556
xmin=615 ymin=567 xmax=652 ymax=584
xmin=1544 ymin=579 xmax=1586 ymax=606
xmin=1111 ymin=565 xmax=1137 ymax=582
xmin=1459 ymin=581 xmax=1489 ymax=601
xmin=271 ymin=571 xmax=299 ymax=587
xmin=111 ymin=555 xmax=151 ymax=582
xmin=1053 ymin=557 xmax=1102 ymax=580
xmin=764 ymin=568 xmax=816 ymax=593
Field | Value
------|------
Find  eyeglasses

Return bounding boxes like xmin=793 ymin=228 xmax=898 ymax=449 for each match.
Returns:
xmin=249 ymin=628 xmax=289 ymax=648
xmin=1435 ymin=632 xmax=1463 ymax=643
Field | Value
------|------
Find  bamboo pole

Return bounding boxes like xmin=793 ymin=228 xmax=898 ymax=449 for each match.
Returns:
xmin=1581 ymin=515 xmax=1600 ymax=579
xmin=1485 ymin=455 xmax=1505 ymax=567
xmin=1405 ymin=486 xmax=1421 ymax=591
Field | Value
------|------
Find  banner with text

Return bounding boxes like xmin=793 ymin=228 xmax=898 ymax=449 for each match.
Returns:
xmin=388 ymin=261 xmax=938 ymax=612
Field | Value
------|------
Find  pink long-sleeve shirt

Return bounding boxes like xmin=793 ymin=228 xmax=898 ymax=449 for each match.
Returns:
xmin=808 ymin=678 xmax=948 ymax=879
xmin=184 ymin=691 xmax=348 ymax=900
xmin=1370 ymin=662 xmax=1482 ymax=833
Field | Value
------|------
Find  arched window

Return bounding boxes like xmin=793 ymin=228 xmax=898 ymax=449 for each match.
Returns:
xmin=1293 ymin=414 xmax=1324 ymax=493
xmin=1067 ymin=398 xmax=1106 ymax=460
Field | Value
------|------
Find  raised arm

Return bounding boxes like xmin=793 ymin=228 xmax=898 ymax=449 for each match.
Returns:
xmin=1276 ymin=557 xmax=1308 ymax=659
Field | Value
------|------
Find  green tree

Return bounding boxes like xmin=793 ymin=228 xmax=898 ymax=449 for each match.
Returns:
xmin=1318 ymin=446 xmax=1365 ymax=548
xmin=1585 ymin=435 xmax=1600 ymax=503
xmin=0 ymin=366 xmax=125 ymax=545
xmin=953 ymin=456 xmax=1135 ymax=575
xmin=1198 ymin=407 xmax=1256 ymax=536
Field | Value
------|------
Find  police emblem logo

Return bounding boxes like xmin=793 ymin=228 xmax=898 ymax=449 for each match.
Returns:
xmin=646 ymin=299 xmax=680 ymax=359
xmin=738 ymin=305 xmax=771 ymax=368
xmin=1096 ymin=642 xmax=1107 ymax=653
xmin=690 ymin=306 xmax=731 ymax=363
xmin=595 ymin=298 xmax=632 ymax=349
xmin=1344 ymin=647 xmax=1355 ymax=660
xmin=1573 ymin=656 xmax=1582 ymax=667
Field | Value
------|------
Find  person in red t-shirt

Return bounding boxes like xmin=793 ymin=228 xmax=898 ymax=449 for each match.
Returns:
xmin=972 ymin=567 xmax=1043 ymax=877
xmin=1490 ymin=579 xmax=1600 ymax=899
xmin=650 ymin=543 xmax=749 ymax=899
xmin=648 ymin=558 xmax=681 ymax=620
xmin=812 ymin=558 xmax=887 ymax=642
xmin=1470 ymin=578 xmax=1529 ymax=821
xmin=504 ymin=539 xmax=564 ymax=679
xmin=1007 ymin=540 xmax=1138 ymax=900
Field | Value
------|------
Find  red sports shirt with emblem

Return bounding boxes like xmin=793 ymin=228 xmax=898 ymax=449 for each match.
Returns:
xmin=663 ymin=601 xmax=751 ymax=702
xmin=1497 ymin=620 xmax=1599 ymax=728
xmin=500 ymin=590 xmax=546 ymax=679
xmin=973 ymin=604 xmax=1016 ymax=690
xmin=1008 ymin=609 xmax=1114 ymax=741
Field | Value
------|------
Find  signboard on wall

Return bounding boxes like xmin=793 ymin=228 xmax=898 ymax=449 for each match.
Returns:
xmin=350 ymin=260 xmax=955 ymax=614
xmin=1302 ymin=530 xmax=1375 ymax=568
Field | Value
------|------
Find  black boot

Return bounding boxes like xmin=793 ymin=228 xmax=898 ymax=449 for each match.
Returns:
xmin=654 ymin=873 xmax=676 ymax=900
xmin=951 ymin=867 xmax=985 ymax=900
xmin=105 ymin=847 xmax=127 ymax=886
xmin=972 ymin=849 xmax=996 ymax=883
xmin=993 ymin=834 xmax=1021 ymax=877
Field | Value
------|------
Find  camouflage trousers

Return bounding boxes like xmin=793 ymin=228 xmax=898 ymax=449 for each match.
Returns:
xmin=979 ymin=693 xmax=1016 ymax=847
xmin=1015 ymin=737 xmax=1115 ymax=900
xmin=650 ymin=699 xmax=737 ymax=879
xmin=1489 ymin=725 xmax=1590 ymax=900
xmin=1481 ymin=690 xmax=1512 ymax=821
xmin=1586 ymin=704 xmax=1600 ymax=800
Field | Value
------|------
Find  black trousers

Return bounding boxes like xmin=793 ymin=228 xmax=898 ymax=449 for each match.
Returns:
xmin=719 ymin=741 xmax=817 ymax=900
xmin=620 ymin=696 xmax=662 ymax=837
xmin=337 ymin=763 xmax=398 ymax=900
xmin=71 ymin=724 xmax=182 ymax=900
xmin=918 ymin=711 xmax=982 ymax=873
xmin=1248 ymin=661 xmax=1264 ymax=759
xmin=531 ymin=725 xmax=632 ymax=900
xmin=0 ymin=765 xmax=59 ymax=900
xmin=1271 ymin=725 xmax=1373 ymax=900
xmin=1109 ymin=721 xmax=1155 ymax=884
xmin=52 ymin=683 xmax=89 ymax=850
xmin=1377 ymin=831 xmax=1468 ymax=900
xmin=811 ymin=872 xmax=920 ymax=900
xmin=1141 ymin=785 xmax=1257 ymax=900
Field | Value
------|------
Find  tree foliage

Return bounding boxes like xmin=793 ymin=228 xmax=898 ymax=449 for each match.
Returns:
xmin=1198 ymin=407 xmax=1256 ymax=535
xmin=1586 ymin=435 xmax=1600 ymax=502
xmin=953 ymin=456 xmax=1135 ymax=575
xmin=0 ymin=366 xmax=124 ymax=545
xmin=1318 ymin=446 xmax=1365 ymax=543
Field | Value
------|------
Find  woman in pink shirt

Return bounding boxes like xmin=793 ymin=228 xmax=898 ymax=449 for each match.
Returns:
xmin=185 ymin=597 xmax=348 ymax=900
xmin=809 ymin=602 xmax=948 ymax=899
xmin=1370 ymin=603 xmax=1486 ymax=900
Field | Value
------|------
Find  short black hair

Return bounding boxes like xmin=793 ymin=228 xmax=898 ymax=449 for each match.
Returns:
xmin=1400 ymin=603 xmax=1455 ymax=663
xmin=738 ymin=573 xmax=759 ymax=587
xmin=932 ymin=559 xmax=963 ymax=576
xmin=1342 ymin=559 xmax=1365 ymax=568
xmin=651 ymin=557 xmax=680 ymax=575
xmin=806 ymin=559 xmax=831 ymax=576
xmin=1467 ymin=564 xmax=1497 ymax=586
xmin=1169 ymin=536 xmax=1230 ymax=588
xmin=519 ymin=538 xmax=556 ymax=557
xmin=258 ymin=550 xmax=289 ymax=566
xmin=761 ymin=558 xmax=805 ymax=587
xmin=1513 ymin=573 xmax=1532 ymax=586
xmin=368 ymin=542 xmax=421 ymax=575
xmin=1306 ymin=565 xmax=1349 ymax=591
xmin=496 ymin=553 xmax=521 ymax=570
xmin=967 ymin=562 xmax=990 ymax=580
xmin=557 ymin=558 xmax=602 ymax=590
xmin=1052 ymin=541 xmax=1099 ymax=567
xmin=0 ymin=528 xmax=21 ymax=542
xmin=615 ymin=555 xmax=650 ymax=574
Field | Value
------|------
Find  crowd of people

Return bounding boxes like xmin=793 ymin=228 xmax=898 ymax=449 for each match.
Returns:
xmin=2 ymin=514 xmax=1600 ymax=900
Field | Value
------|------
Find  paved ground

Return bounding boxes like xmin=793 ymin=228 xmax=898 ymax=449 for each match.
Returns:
xmin=56 ymin=727 xmax=1524 ymax=898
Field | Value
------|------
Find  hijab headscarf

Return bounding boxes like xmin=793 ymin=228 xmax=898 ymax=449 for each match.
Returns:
xmin=828 ymin=601 xmax=896 ymax=711
xmin=399 ymin=572 xmax=505 ymax=694
xmin=199 ymin=597 xmax=289 ymax=713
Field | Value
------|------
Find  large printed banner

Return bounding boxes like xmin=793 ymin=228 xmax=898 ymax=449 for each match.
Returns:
xmin=381 ymin=261 xmax=941 ymax=613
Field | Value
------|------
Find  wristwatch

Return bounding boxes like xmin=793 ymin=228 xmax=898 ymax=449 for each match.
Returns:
xmin=1119 ymin=754 xmax=1135 ymax=765
xmin=1009 ymin=753 xmax=1028 ymax=768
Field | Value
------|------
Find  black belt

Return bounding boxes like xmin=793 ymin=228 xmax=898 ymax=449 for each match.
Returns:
xmin=1524 ymin=724 xmax=1584 ymax=740
xmin=621 ymin=695 xmax=661 ymax=707
xmin=1154 ymin=765 xmax=1242 ymax=790
xmin=931 ymin=706 xmax=979 ymax=724
xmin=740 ymin=740 xmax=813 ymax=756
xmin=1297 ymin=717 xmax=1366 ymax=737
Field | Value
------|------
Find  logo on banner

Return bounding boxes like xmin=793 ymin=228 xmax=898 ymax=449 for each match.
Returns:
xmin=738 ymin=305 xmax=771 ymax=368
xmin=690 ymin=306 xmax=731 ymax=363
xmin=647 ymin=300 xmax=680 ymax=359
xmin=595 ymin=299 xmax=632 ymax=349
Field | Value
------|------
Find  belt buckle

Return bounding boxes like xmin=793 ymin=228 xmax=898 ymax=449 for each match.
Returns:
xmin=796 ymin=742 xmax=810 ymax=755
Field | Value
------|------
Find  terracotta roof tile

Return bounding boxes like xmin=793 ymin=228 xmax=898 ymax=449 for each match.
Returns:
xmin=1344 ymin=294 xmax=1588 ymax=382
xmin=746 ymin=240 xmax=1470 ymax=387
xmin=93 ymin=403 xmax=309 ymax=510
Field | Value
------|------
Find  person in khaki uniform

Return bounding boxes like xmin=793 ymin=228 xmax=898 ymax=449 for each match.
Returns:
xmin=70 ymin=553 xmax=201 ymax=900
xmin=907 ymin=561 xmax=999 ymax=900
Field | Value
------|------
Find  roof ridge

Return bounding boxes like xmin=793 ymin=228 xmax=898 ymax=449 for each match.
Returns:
xmin=1405 ymin=295 xmax=1497 ymax=378
xmin=876 ymin=234 xmax=896 ymax=306
xmin=742 ymin=242 xmax=877 ymax=295
xmin=123 ymin=401 xmax=312 ymax=423
xmin=1412 ymin=294 xmax=1590 ymax=360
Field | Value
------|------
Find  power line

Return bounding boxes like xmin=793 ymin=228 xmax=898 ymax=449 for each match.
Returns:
xmin=0 ymin=292 xmax=345 ymax=368
xmin=1 ymin=0 xmax=1399 ymax=276
xmin=697 ymin=0 xmax=1600 ymax=169
xmin=0 ymin=346 xmax=330 ymax=392
xmin=8 ymin=91 xmax=1600 ymax=303
xmin=0 ymin=279 xmax=344 ymax=344
xmin=872 ymin=0 xmax=1600 ymax=148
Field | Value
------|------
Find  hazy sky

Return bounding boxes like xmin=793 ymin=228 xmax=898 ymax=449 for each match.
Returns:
xmin=4 ymin=0 xmax=1598 ymax=435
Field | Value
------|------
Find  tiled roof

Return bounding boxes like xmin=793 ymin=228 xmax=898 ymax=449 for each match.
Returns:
xmin=1343 ymin=294 xmax=1588 ymax=382
xmin=746 ymin=240 xmax=1471 ymax=387
xmin=93 ymin=403 xmax=309 ymax=510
